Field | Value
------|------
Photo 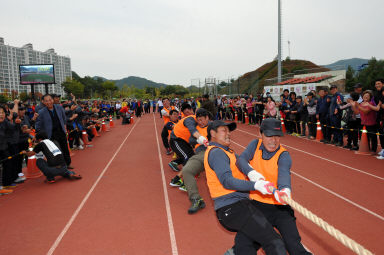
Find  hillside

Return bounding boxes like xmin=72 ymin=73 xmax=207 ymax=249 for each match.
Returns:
xmin=323 ymin=58 xmax=369 ymax=71
xmin=92 ymin=75 xmax=168 ymax=89
xmin=225 ymin=59 xmax=327 ymax=95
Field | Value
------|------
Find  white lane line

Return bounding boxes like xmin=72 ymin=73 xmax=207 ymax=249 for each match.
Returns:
xmin=235 ymin=128 xmax=384 ymax=181
xmin=47 ymin=119 xmax=141 ymax=255
xmin=153 ymin=114 xmax=179 ymax=255
xmin=231 ymin=140 xmax=384 ymax=222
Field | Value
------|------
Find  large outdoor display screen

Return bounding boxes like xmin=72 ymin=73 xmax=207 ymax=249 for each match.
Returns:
xmin=19 ymin=64 xmax=55 ymax=84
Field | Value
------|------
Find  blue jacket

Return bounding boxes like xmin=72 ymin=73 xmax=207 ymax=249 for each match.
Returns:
xmin=316 ymin=96 xmax=329 ymax=115
xmin=36 ymin=104 xmax=67 ymax=138
xmin=329 ymin=92 xmax=344 ymax=117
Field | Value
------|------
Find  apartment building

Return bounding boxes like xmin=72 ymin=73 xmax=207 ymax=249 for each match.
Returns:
xmin=0 ymin=37 xmax=71 ymax=96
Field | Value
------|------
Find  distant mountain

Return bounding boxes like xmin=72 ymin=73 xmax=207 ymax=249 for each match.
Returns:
xmin=323 ymin=58 xmax=369 ymax=71
xmin=91 ymin=76 xmax=168 ymax=89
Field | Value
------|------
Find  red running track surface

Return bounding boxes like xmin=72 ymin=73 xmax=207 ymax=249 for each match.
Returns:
xmin=0 ymin=114 xmax=383 ymax=255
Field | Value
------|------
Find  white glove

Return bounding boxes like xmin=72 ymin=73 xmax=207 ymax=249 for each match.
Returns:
xmin=274 ymin=188 xmax=291 ymax=204
xmin=254 ymin=180 xmax=275 ymax=195
xmin=247 ymin=169 xmax=265 ymax=182
xmin=197 ymin=136 xmax=208 ymax=146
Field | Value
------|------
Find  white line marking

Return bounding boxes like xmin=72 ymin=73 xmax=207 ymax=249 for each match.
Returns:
xmin=235 ymin=128 xmax=384 ymax=181
xmin=47 ymin=119 xmax=141 ymax=255
xmin=153 ymin=114 xmax=179 ymax=255
xmin=231 ymin=140 xmax=384 ymax=222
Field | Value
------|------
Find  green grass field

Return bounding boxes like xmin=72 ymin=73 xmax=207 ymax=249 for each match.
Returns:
xmin=21 ymin=73 xmax=54 ymax=83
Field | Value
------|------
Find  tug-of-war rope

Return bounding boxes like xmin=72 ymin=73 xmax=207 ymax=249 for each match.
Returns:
xmin=279 ymin=192 xmax=374 ymax=255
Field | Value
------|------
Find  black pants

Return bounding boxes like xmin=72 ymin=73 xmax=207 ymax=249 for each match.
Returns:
xmin=329 ymin=115 xmax=342 ymax=143
xmin=51 ymin=130 xmax=71 ymax=166
xmin=307 ymin=115 xmax=317 ymax=137
xmin=169 ymin=138 xmax=194 ymax=166
xmin=161 ymin=126 xmax=170 ymax=149
xmin=15 ymin=141 xmax=29 ymax=178
xmin=0 ymin=149 xmax=12 ymax=186
xmin=319 ymin=113 xmax=329 ymax=141
xmin=36 ymin=159 xmax=72 ymax=180
xmin=365 ymin=125 xmax=377 ymax=152
xmin=346 ymin=119 xmax=360 ymax=147
xmin=216 ymin=200 xmax=286 ymax=255
xmin=235 ymin=200 xmax=311 ymax=255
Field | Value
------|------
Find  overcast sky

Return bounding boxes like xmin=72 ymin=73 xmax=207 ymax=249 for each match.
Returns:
xmin=1 ymin=0 xmax=383 ymax=86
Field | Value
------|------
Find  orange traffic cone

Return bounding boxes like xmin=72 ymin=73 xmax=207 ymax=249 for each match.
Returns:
xmin=315 ymin=120 xmax=324 ymax=141
xmin=244 ymin=113 xmax=249 ymax=125
xmin=356 ymin=126 xmax=370 ymax=155
xmin=92 ymin=126 xmax=100 ymax=137
xmin=81 ymin=130 xmax=91 ymax=146
xmin=235 ymin=112 xmax=238 ymax=123
xmin=23 ymin=148 xmax=42 ymax=179
xmin=109 ymin=116 xmax=114 ymax=128
xmin=281 ymin=116 xmax=286 ymax=133
xmin=101 ymin=121 xmax=109 ymax=132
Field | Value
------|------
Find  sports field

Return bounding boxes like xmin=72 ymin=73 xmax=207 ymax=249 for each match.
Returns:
xmin=0 ymin=114 xmax=382 ymax=255
xmin=20 ymin=73 xmax=54 ymax=84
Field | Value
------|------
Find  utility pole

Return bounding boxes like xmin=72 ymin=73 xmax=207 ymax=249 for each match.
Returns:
xmin=277 ymin=0 xmax=282 ymax=83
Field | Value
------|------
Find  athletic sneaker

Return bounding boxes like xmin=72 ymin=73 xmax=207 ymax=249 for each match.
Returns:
xmin=168 ymin=161 xmax=180 ymax=172
xmin=378 ymin=149 xmax=384 ymax=156
xmin=14 ymin=176 xmax=26 ymax=183
xmin=68 ymin=173 xmax=82 ymax=180
xmin=166 ymin=148 xmax=172 ymax=155
xmin=78 ymin=145 xmax=84 ymax=150
xmin=188 ymin=198 xmax=206 ymax=214
xmin=223 ymin=248 xmax=235 ymax=255
xmin=3 ymin=184 xmax=17 ymax=189
xmin=376 ymin=156 xmax=384 ymax=160
xmin=179 ymin=184 xmax=187 ymax=192
xmin=45 ymin=179 xmax=56 ymax=184
xmin=170 ymin=176 xmax=183 ymax=187
xmin=0 ymin=188 xmax=13 ymax=195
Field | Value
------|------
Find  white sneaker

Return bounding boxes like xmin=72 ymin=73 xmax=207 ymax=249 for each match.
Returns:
xmin=14 ymin=176 xmax=26 ymax=183
xmin=378 ymin=149 xmax=384 ymax=156
xmin=376 ymin=156 xmax=384 ymax=160
xmin=78 ymin=145 xmax=84 ymax=150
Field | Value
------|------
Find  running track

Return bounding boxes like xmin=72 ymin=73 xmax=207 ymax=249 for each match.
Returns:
xmin=0 ymin=114 xmax=383 ymax=255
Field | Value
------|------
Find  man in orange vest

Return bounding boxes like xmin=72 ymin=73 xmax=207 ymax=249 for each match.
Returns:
xmin=205 ymin=120 xmax=286 ymax=255
xmin=161 ymin=109 xmax=179 ymax=155
xmin=236 ymin=118 xmax=311 ymax=255
xmin=169 ymin=108 xmax=210 ymax=214
xmin=161 ymin=98 xmax=178 ymax=125
xmin=161 ymin=98 xmax=178 ymax=154
xmin=168 ymin=103 xmax=207 ymax=172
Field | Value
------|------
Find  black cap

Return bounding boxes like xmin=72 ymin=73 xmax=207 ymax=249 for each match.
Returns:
xmin=353 ymin=83 xmax=363 ymax=89
xmin=306 ymin=92 xmax=314 ymax=97
xmin=207 ymin=120 xmax=237 ymax=141
xmin=260 ymin=118 xmax=283 ymax=137
xmin=330 ymin=85 xmax=338 ymax=89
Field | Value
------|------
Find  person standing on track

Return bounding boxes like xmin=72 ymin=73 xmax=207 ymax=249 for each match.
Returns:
xmin=204 ymin=120 xmax=286 ymax=255
xmin=168 ymin=103 xmax=207 ymax=172
xmin=161 ymin=109 xmax=179 ymax=155
xmin=35 ymin=94 xmax=73 ymax=169
xmin=236 ymin=118 xmax=312 ymax=255
xmin=169 ymin=108 xmax=211 ymax=214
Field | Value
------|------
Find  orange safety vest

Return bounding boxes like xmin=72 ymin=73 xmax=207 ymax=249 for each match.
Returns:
xmin=163 ymin=106 xmax=175 ymax=124
xmin=249 ymin=140 xmax=286 ymax=205
xmin=167 ymin=120 xmax=178 ymax=136
xmin=173 ymin=115 xmax=196 ymax=143
xmin=204 ymin=146 xmax=248 ymax=199
xmin=194 ymin=125 xmax=208 ymax=149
